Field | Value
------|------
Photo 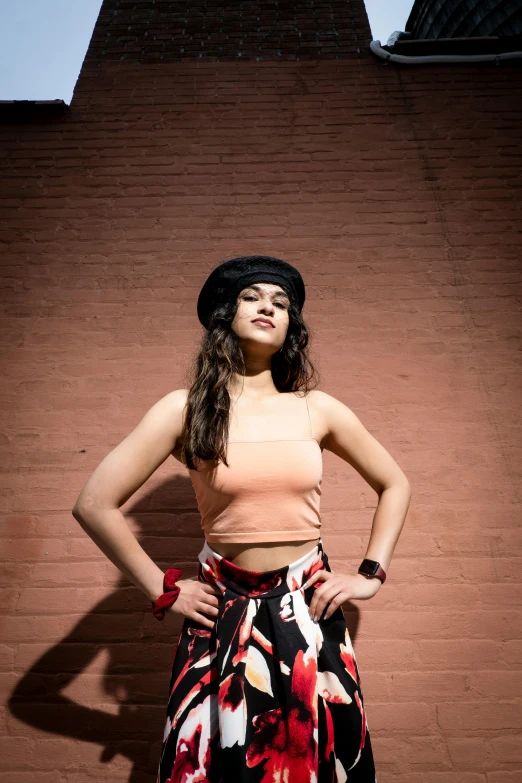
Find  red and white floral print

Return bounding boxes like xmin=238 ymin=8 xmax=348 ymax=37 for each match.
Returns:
xmin=157 ymin=540 xmax=377 ymax=783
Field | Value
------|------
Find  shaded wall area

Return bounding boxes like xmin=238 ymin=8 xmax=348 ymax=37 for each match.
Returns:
xmin=83 ymin=0 xmax=372 ymax=62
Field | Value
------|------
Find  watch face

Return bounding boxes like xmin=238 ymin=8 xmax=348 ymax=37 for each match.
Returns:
xmin=359 ymin=559 xmax=379 ymax=576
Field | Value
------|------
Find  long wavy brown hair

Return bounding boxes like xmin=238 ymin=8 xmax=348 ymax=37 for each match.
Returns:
xmin=180 ymin=279 xmax=320 ymax=471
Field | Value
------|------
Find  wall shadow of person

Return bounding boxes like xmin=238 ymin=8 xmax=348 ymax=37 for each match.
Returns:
xmin=8 ymin=473 xmax=204 ymax=783
xmin=8 ymin=472 xmax=361 ymax=783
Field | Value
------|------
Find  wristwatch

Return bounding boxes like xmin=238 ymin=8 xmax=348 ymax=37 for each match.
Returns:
xmin=358 ymin=558 xmax=386 ymax=584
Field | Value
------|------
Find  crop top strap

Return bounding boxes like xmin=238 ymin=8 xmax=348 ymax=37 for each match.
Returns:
xmin=304 ymin=393 xmax=314 ymax=440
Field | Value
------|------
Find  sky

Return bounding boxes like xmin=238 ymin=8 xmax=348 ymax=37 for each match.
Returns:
xmin=0 ymin=1 xmax=415 ymax=104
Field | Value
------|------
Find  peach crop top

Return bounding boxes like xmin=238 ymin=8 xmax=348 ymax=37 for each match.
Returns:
xmin=188 ymin=394 xmax=323 ymax=543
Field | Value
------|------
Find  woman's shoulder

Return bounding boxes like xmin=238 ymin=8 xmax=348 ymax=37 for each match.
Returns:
xmin=305 ymin=388 xmax=337 ymax=411
xmin=166 ymin=388 xmax=189 ymax=407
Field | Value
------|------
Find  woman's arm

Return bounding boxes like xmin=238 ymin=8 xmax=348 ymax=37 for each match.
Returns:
xmin=315 ymin=390 xmax=412 ymax=574
xmin=72 ymin=388 xmax=188 ymax=603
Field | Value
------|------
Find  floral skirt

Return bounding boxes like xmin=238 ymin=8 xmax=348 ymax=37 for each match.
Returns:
xmin=156 ymin=538 xmax=377 ymax=782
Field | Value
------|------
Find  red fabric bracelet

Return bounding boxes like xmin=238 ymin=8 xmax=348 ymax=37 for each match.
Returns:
xmin=152 ymin=567 xmax=183 ymax=621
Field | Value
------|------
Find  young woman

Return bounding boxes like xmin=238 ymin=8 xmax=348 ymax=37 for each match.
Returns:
xmin=72 ymin=255 xmax=412 ymax=783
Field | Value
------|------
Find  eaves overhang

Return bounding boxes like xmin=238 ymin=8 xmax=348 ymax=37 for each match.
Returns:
xmin=0 ymin=99 xmax=69 ymax=125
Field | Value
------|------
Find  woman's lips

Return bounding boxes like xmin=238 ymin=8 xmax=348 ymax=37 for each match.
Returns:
xmin=252 ymin=320 xmax=273 ymax=327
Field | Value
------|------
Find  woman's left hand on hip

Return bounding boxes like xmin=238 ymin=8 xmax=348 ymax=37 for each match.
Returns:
xmin=303 ymin=570 xmax=381 ymax=621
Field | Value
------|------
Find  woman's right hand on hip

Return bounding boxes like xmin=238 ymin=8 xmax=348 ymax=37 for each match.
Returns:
xmin=169 ymin=578 xmax=223 ymax=629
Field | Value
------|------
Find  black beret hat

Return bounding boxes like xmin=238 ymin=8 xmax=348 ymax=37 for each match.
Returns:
xmin=197 ymin=255 xmax=306 ymax=330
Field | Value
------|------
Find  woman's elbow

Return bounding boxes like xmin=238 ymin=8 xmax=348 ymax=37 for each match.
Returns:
xmin=71 ymin=490 xmax=99 ymax=522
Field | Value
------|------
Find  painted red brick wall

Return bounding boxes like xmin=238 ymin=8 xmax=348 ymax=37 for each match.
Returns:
xmin=2 ymin=1 xmax=522 ymax=781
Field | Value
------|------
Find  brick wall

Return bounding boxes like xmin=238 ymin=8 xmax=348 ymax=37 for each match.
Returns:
xmin=1 ymin=2 xmax=522 ymax=781
xmin=84 ymin=0 xmax=372 ymax=62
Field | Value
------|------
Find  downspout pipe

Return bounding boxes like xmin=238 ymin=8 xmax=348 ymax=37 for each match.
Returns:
xmin=370 ymin=39 xmax=522 ymax=65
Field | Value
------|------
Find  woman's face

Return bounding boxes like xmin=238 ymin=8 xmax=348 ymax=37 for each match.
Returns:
xmin=232 ymin=282 xmax=291 ymax=356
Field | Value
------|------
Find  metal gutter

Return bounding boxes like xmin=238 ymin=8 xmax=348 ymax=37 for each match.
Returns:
xmin=370 ymin=38 xmax=522 ymax=64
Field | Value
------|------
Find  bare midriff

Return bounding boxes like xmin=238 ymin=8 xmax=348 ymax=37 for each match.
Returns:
xmin=208 ymin=537 xmax=321 ymax=571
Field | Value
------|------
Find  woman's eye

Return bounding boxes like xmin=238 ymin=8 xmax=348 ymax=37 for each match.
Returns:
xmin=243 ymin=296 xmax=286 ymax=309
